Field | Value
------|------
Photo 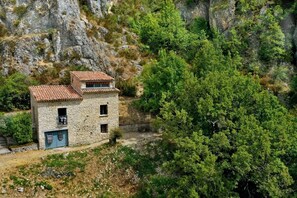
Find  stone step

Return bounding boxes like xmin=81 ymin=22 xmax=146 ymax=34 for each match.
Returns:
xmin=0 ymin=148 xmax=11 ymax=155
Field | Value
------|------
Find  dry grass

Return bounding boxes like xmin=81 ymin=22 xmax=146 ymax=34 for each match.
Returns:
xmin=119 ymin=97 xmax=151 ymax=125
xmin=0 ymin=144 xmax=140 ymax=197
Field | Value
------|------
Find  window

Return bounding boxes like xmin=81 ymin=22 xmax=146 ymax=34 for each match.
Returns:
xmin=86 ymin=82 xmax=109 ymax=88
xmin=100 ymin=105 xmax=108 ymax=116
xmin=101 ymin=124 xmax=108 ymax=133
xmin=58 ymin=108 xmax=67 ymax=125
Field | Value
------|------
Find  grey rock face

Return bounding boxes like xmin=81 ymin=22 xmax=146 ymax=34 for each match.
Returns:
xmin=176 ymin=1 xmax=209 ymax=23
xmin=86 ymin=0 xmax=115 ymax=18
xmin=86 ymin=0 xmax=103 ymax=18
xmin=177 ymin=0 xmax=235 ymax=33
xmin=281 ymin=14 xmax=296 ymax=59
xmin=292 ymin=16 xmax=297 ymax=63
xmin=0 ymin=0 xmax=120 ymax=75
xmin=209 ymin=0 xmax=235 ymax=32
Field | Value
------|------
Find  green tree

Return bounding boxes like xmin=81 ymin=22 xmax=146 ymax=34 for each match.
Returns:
xmin=0 ymin=73 xmax=37 ymax=111
xmin=139 ymin=50 xmax=187 ymax=113
xmin=192 ymin=38 xmax=226 ymax=77
xmin=136 ymin=0 xmax=195 ymax=54
xmin=259 ymin=9 xmax=286 ymax=63
xmin=188 ymin=17 xmax=212 ymax=38
xmin=152 ymin=71 xmax=295 ymax=197
xmin=3 ymin=113 xmax=33 ymax=144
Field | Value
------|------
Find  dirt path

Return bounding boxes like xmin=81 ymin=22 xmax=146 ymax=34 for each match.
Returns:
xmin=0 ymin=132 xmax=160 ymax=175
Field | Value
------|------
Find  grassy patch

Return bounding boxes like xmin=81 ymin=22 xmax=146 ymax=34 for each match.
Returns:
xmin=9 ymin=175 xmax=31 ymax=187
xmin=43 ymin=151 xmax=88 ymax=172
xmin=13 ymin=5 xmax=27 ymax=18
xmin=113 ymin=146 xmax=157 ymax=178
xmin=35 ymin=181 xmax=53 ymax=190
xmin=0 ymin=138 xmax=163 ymax=197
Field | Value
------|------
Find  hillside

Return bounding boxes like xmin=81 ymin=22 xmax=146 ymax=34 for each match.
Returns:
xmin=0 ymin=0 xmax=296 ymax=78
xmin=0 ymin=0 xmax=145 ymax=79
xmin=1 ymin=0 xmax=297 ymax=197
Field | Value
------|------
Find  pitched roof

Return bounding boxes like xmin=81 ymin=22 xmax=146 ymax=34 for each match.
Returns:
xmin=29 ymin=85 xmax=83 ymax=102
xmin=71 ymin=71 xmax=114 ymax=81
xmin=81 ymin=88 xmax=120 ymax=94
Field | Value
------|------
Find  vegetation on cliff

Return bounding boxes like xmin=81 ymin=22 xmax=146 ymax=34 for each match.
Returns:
xmin=132 ymin=0 xmax=297 ymax=196
xmin=0 ymin=0 xmax=297 ymax=197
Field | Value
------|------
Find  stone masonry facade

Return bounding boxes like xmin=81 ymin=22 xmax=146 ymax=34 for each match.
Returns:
xmin=30 ymin=71 xmax=119 ymax=149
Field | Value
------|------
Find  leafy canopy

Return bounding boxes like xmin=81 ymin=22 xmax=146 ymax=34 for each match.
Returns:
xmin=154 ymin=71 xmax=295 ymax=197
xmin=138 ymin=50 xmax=187 ymax=113
xmin=0 ymin=73 xmax=37 ymax=112
xmin=2 ymin=113 xmax=33 ymax=144
xmin=135 ymin=0 xmax=196 ymax=54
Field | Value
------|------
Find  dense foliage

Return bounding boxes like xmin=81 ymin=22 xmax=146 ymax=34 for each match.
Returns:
xmin=134 ymin=1 xmax=196 ymax=55
xmin=138 ymin=50 xmax=187 ymax=113
xmin=0 ymin=0 xmax=296 ymax=196
xmin=0 ymin=73 xmax=37 ymax=112
xmin=1 ymin=113 xmax=33 ymax=144
xmin=129 ymin=0 xmax=297 ymax=196
xmin=153 ymin=71 xmax=296 ymax=197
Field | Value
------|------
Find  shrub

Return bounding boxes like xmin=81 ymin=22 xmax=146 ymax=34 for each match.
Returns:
xmin=109 ymin=128 xmax=123 ymax=145
xmin=0 ymin=72 xmax=37 ymax=112
xmin=116 ymin=78 xmax=137 ymax=97
xmin=0 ymin=24 xmax=8 ymax=37
xmin=3 ymin=113 xmax=33 ymax=145
xmin=13 ymin=5 xmax=27 ymax=18
xmin=35 ymin=181 xmax=53 ymax=190
xmin=59 ymin=65 xmax=90 ymax=85
xmin=118 ymin=48 xmax=139 ymax=60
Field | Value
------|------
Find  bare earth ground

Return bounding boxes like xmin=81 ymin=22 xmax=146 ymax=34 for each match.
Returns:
xmin=0 ymin=132 xmax=160 ymax=177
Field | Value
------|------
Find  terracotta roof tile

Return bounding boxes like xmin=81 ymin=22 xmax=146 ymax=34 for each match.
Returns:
xmin=82 ymin=88 xmax=120 ymax=94
xmin=29 ymin=85 xmax=82 ymax=102
xmin=71 ymin=71 xmax=114 ymax=81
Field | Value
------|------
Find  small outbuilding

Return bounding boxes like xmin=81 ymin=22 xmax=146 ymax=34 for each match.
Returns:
xmin=29 ymin=71 xmax=119 ymax=149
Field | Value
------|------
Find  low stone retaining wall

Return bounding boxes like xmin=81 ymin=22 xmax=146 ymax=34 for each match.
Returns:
xmin=9 ymin=143 xmax=38 ymax=153
xmin=120 ymin=123 xmax=153 ymax=132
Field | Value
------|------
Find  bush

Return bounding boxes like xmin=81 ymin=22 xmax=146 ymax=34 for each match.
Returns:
xmin=13 ymin=5 xmax=27 ymax=18
xmin=109 ymin=128 xmax=123 ymax=145
xmin=0 ymin=72 xmax=37 ymax=112
xmin=0 ymin=23 xmax=8 ymax=37
xmin=59 ymin=65 xmax=90 ymax=85
xmin=116 ymin=78 xmax=137 ymax=97
xmin=3 ymin=113 xmax=33 ymax=145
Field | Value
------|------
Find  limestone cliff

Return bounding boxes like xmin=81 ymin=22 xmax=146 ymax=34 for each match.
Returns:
xmin=0 ymin=0 xmax=139 ymax=78
xmin=177 ymin=0 xmax=297 ymax=64
xmin=0 ymin=0 xmax=296 ymax=77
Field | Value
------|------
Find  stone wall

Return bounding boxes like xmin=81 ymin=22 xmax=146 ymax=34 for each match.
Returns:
xmin=70 ymin=73 xmax=83 ymax=95
xmin=34 ymin=92 xmax=119 ymax=149
xmin=10 ymin=142 xmax=38 ymax=153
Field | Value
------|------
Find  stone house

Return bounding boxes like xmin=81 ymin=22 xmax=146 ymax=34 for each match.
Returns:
xmin=29 ymin=71 xmax=119 ymax=149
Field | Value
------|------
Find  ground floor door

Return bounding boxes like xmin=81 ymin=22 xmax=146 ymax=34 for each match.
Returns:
xmin=45 ymin=130 xmax=68 ymax=149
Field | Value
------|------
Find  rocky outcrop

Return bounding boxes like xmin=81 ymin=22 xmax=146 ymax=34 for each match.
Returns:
xmin=281 ymin=13 xmax=296 ymax=63
xmin=0 ymin=0 xmax=135 ymax=77
xmin=292 ymin=16 xmax=297 ymax=64
xmin=177 ymin=0 xmax=235 ymax=33
xmin=176 ymin=1 xmax=209 ymax=23
xmin=209 ymin=0 xmax=235 ymax=32
xmin=0 ymin=0 xmax=296 ymax=75
xmin=86 ymin=0 xmax=115 ymax=18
